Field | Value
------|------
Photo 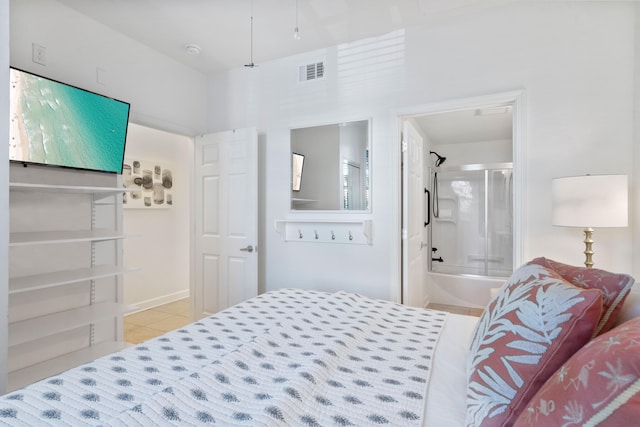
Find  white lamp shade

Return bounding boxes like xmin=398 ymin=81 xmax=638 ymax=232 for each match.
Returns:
xmin=552 ymin=174 xmax=628 ymax=228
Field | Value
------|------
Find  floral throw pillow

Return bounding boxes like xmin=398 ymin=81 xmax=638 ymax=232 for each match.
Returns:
xmin=466 ymin=262 xmax=604 ymax=427
xmin=529 ymin=257 xmax=635 ymax=336
xmin=514 ymin=316 xmax=640 ymax=427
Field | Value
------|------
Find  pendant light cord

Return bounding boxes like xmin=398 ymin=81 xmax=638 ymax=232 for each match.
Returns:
xmin=294 ymin=0 xmax=300 ymax=39
xmin=245 ymin=0 xmax=257 ymax=67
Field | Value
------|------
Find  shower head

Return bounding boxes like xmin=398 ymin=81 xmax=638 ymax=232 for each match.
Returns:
xmin=430 ymin=151 xmax=446 ymax=167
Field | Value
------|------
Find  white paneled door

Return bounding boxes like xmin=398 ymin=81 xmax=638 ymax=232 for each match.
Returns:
xmin=401 ymin=120 xmax=427 ymax=308
xmin=193 ymin=128 xmax=258 ymax=319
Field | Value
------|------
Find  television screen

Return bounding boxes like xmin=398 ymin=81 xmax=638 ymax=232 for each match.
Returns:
xmin=9 ymin=67 xmax=130 ymax=174
xmin=292 ymin=152 xmax=304 ymax=192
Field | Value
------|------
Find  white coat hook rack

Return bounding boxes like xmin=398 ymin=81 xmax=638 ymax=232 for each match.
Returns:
xmin=275 ymin=219 xmax=372 ymax=245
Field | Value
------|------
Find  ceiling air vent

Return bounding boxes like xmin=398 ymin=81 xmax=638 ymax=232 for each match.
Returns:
xmin=298 ymin=61 xmax=325 ymax=82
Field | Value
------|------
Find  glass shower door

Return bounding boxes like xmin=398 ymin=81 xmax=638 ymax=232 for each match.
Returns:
xmin=486 ymin=169 xmax=513 ymax=276
xmin=430 ymin=164 xmax=512 ymax=277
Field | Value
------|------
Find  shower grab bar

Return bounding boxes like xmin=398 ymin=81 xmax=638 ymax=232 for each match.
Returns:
xmin=424 ymin=188 xmax=430 ymax=227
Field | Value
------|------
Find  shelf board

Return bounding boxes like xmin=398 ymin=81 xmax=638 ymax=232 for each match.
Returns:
xmin=10 ymin=182 xmax=134 ymax=195
xmin=9 ymin=265 xmax=138 ymax=295
xmin=9 ymin=229 xmax=128 ymax=246
xmin=9 ymin=302 xmax=138 ymax=347
xmin=8 ymin=341 xmax=128 ymax=392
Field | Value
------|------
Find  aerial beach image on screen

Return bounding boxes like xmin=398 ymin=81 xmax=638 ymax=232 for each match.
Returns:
xmin=9 ymin=68 xmax=130 ymax=173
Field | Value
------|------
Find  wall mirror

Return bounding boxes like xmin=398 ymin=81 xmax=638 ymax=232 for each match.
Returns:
xmin=290 ymin=119 xmax=370 ymax=211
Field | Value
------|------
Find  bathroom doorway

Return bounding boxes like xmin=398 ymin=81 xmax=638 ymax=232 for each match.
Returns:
xmin=399 ymin=91 xmax=524 ymax=308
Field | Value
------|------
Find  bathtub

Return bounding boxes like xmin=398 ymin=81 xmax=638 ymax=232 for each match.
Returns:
xmin=426 ymin=271 xmax=508 ymax=309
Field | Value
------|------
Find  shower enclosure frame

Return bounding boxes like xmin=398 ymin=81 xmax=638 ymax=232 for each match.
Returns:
xmin=428 ymin=162 xmax=514 ymax=278
xmin=394 ymin=89 xmax=526 ymax=307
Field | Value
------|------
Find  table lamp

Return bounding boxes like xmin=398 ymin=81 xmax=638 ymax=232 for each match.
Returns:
xmin=551 ymin=174 xmax=628 ymax=268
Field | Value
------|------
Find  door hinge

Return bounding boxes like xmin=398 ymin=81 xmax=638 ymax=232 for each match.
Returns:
xmin=401 ymin=228 xmax=408 ymax=240
xmin=401 ymin=139 xmax=408 ymax=153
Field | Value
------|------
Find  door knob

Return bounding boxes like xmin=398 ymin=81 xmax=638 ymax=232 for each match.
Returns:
xmin=240 ymin=245 xmax=254 ymax=253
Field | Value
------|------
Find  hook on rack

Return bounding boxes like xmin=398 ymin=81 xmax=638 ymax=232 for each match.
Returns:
xmin=273 ymin=219 xmax=372 ymax=245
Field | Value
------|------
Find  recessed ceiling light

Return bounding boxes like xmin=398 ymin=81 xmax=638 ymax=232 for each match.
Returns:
xmin=184 ymin=44 xmax=202 ymax=55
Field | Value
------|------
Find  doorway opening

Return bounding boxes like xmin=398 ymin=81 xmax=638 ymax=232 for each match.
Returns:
xmin=399 ymin=91 xmax=524 ymax=309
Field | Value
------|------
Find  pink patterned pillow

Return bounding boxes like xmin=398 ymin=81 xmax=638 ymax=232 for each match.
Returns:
xmin=466 ymin=262 xmax=603 ymax=427
xmin=529 ymin=257 xmax=635 ymax=335
xmin=514 ymin=316 xmax=640 ymax=427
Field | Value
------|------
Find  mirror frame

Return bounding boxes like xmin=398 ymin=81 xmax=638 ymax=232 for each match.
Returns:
xmin=289 ymin=118 xmax=372 ymax=213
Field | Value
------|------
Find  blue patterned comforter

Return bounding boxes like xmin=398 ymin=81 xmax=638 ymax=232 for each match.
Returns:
xmin=0 ymin=289 xmax=447 ymax=426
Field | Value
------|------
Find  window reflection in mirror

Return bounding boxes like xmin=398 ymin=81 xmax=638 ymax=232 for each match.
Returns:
xmin=291 ymin=120 xmax=370 ymax=211
xmin=292 ymin=153 xmax=304 ymax=192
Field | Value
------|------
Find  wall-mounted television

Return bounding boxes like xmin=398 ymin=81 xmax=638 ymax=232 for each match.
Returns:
xmin=292 ymin=152 xmax=305 ymax=191
xmin=9 ymin=67 xmax=131 ymax=174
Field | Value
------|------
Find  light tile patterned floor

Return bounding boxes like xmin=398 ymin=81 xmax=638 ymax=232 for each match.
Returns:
xmin=124 ymin=298 xmax=481 ymax=344
xmin=124 ymin=298 xmax=190 ymax=344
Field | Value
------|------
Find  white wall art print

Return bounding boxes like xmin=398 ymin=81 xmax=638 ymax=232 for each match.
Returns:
xmin=123 ymin=158 xmax=174 ymax=209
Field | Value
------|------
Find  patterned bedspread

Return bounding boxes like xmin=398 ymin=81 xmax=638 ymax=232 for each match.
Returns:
xmin=0 ymin=289 xmax=448 ymax=426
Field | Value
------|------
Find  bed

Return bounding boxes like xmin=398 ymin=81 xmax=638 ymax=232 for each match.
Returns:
xmin=0 ymin=257 xmax=638 ymax=426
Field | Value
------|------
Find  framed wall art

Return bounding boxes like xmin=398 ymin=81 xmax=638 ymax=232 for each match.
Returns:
xmin=123 ymin=158 xmax=174 ymax=209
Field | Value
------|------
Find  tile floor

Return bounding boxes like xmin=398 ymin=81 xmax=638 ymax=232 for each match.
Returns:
xmin=124 ymin=298 xmax=190 ymax=344
xmin=123 ymin=298 xmax=481 ymax=344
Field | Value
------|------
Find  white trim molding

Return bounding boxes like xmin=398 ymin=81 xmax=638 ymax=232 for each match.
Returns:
xmin=391 ymin=90 xmax=526 ymax=304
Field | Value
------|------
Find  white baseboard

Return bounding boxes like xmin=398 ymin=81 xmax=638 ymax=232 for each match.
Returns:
xmin=127 ymin=290 xmax=190 ymax=313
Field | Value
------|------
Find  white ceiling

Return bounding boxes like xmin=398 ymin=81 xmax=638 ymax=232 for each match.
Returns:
xmin=414 ymin=107 xmax=513 ymax=145
xmin=54 ymin=0 xmax=506 ymax=74
xmin=52 ymin=0 xmax=514 ymax=144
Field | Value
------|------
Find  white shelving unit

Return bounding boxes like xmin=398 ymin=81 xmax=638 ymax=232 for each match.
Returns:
xmin=9 ymin=265 xmax=136 ymax=295
xmin=8 ymin=181 xmax=137 ymax=391
xmin=10 ymin=182 xmax=131 ymax=195
xmin=10 ymin=229 xmax=128 ymax=246
xmin=9 ymin=302 xmax=136 ymax=347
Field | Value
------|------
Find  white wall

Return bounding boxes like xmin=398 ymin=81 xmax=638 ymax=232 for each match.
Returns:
xmin=123 ymin=124 xmax=192 ymax=309
xmin=9 ymin=0 xmax=206 ymax=312
xmin=10 ymin=0 xmax=208 ymax=136
xmin=0 ymin=0 xmax=10 ymax=392
xmin=208 ymin=2 xmax=637 ymax=301
xmin=6 ymin=1 xmax=638 ymax=308
xmin=634 ymin=5 xmax=640 ymax=284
